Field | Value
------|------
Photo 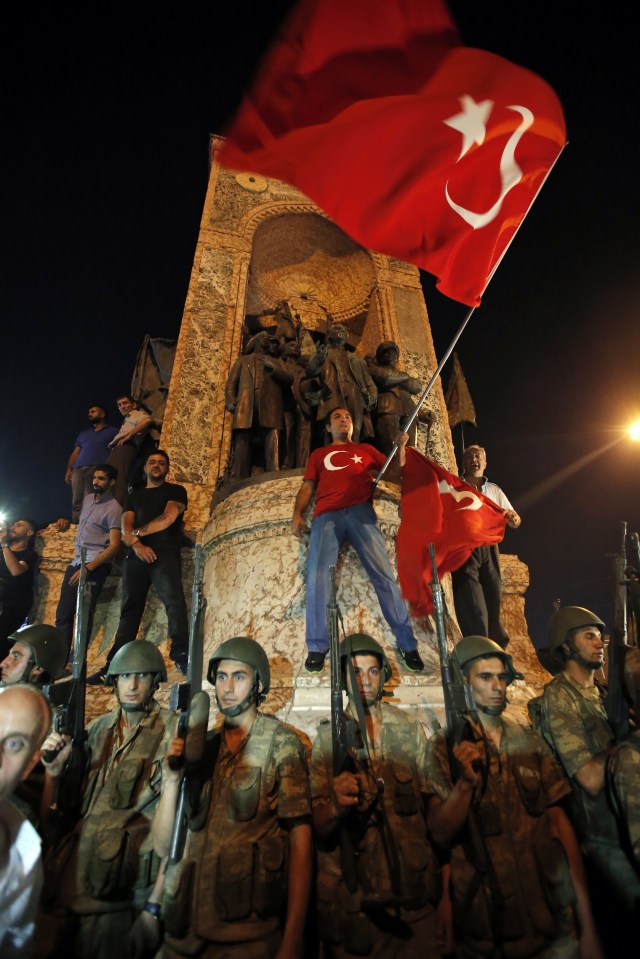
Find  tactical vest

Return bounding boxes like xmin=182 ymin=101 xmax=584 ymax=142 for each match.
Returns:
xmin=163 ymin=714 xmax=300 ymax=945
xmin=446 ymin=719 xmax=576 ymax=957
xmin=315 ymin=706 xmax=440 ymax=956
xmin=43 ymin=704 xmax=172 ymax=913
xmin=530 ymin=673 xmax=619 ymax=844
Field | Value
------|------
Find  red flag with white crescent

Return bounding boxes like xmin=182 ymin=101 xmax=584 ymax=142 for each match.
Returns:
xmin=218 ymin=0 xmax=567 ymax=306
xmin=397 ymin=447 xmax=507 ymax=615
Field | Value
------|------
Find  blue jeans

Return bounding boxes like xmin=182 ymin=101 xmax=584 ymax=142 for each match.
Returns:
xmin=305 ymin=501 xmax=416 ymax=653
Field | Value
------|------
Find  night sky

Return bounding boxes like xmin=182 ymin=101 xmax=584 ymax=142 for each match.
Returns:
xmin=2 ymin=2 xmax=639 ymax=646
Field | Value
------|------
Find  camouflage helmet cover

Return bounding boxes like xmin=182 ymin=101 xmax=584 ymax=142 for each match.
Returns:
xmin=454 ymin=635 xmax=519 ymax=685
xmin=106 ymin=640 xmax=167 ymax=684
xmin=7 ymin=623 xmax=67 ymax=680
xmin=547 ymin=606 xmax=605 ymax=652
xmin=207 ymin=637 xmax=270 ymax=695
xmin=339 ymin=633 xmax=392 ymax=684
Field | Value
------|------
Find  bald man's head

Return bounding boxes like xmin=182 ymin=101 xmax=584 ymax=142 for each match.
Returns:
xmin=0 ymin=683 xmax=52 ymax=801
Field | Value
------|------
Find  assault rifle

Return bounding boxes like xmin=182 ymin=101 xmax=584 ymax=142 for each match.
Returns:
xmin=606 ymin=521 xmax=633 ymax=740
xmin=43 ymin=547 xmax=93 ymax=830
xmin=328 ymin=565 xmax=358 ymax=777
xmin=328 ymin=565 xmax=408 ymax=906
xmin=429 ymin=543 xmax=482 ymax=757
xmin=429 ymin=545 xmax=504 ymax=928
xmin=168 ymin=543 xmax=210 ymax=865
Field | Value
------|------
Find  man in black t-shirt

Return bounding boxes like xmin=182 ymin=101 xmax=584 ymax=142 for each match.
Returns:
xmin=0 ymin=518 xmax=39 ymax=660
xmin=87 ymin=450 xmax=189 ymax=684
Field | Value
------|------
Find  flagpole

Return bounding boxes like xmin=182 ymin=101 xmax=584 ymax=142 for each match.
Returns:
xmin=372 ymin=141 xmax=567 ymax=490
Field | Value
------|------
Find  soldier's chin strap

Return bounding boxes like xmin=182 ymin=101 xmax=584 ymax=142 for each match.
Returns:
xmin=564 ymin=638 xmax=601 ymax=673
xmin=216 ymin=677 xmax=263 ymax=718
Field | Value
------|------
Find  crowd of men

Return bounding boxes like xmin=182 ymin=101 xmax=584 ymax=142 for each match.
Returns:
xmin=0 ymin=349 xmax=638 ymax=955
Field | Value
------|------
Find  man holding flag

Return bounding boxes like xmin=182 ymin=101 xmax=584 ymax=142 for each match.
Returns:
xmin=451 ymin=444 xmax=521 ymax=648
xmin=396 ymin=447 xmax=512 ymax=628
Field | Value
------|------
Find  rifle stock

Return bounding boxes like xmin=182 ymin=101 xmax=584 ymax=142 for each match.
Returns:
xmin=168 ymin=544 xmax=210 ymax=865
xmin=428 ymin=544 xmax=479 ymax=751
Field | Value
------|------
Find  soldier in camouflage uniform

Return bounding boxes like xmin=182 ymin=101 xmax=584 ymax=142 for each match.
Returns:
xmin=310 ymin=633 xmax=442 ymax=958
xmin=426 ymin=636 xmax=602 ymax=959
xmin=604 ymin=646 xmax=640 ymax=887
xmin=1 ymin=624 xmax=67 ymax=826
xmin=537 ymin=606 xmax=640 ymax=923
xmin=0 ymin=623 xmax=67 ymax=688
xmin=37 ymin=640 xmax=176 ymax=959
xmin=152 ymin=636 xmax=312 ymax=959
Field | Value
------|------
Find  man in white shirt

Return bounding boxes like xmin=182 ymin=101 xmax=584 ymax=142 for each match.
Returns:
xmin=452 ymin=444 xmax=521 ymax=649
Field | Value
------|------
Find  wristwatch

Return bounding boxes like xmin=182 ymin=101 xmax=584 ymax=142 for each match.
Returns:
xmin=143 ymin=901 xmax=162 ymax=919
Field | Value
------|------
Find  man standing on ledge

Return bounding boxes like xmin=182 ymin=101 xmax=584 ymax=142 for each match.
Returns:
xmin=292 ymin=406 xmax=423 ymax=673
xmin=87 ymin=449 xmax=189 ymax=684
xmin=54 ymin=463 xmax=122 ymax=657
xmin=452 ymin=444 xmax=521 ymax=649
xmin=0 ymin=518 xmax=39 ymax=661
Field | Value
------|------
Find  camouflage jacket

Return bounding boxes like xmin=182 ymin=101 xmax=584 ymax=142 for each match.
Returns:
xmin=425 ymin=717 xmax=576 ymax=959
xmin=163 ymin=711 xmax=311 ymax=946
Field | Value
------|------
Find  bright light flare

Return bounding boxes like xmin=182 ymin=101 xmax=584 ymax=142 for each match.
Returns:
xmin=628 ymin=421 xmax=640 ymax=441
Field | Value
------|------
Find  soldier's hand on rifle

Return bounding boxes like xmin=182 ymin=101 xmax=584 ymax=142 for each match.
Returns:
xmin=40 ymin=732 xmax=72 ymax=777
xmin=163 ymin=736 xmax=186 ymax=785
xmin=332 ymin=770 xmax=361 ymax=814
xmin=452 ymin=741 xmax=483 ymax=788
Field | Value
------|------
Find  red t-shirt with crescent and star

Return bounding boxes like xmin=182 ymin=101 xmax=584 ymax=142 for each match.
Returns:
xmin=303 ymin=442 xmax=386 ymax=518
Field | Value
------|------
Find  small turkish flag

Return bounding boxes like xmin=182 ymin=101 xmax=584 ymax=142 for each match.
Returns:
xmin=397 ymin=447 xmax=507 ymax=615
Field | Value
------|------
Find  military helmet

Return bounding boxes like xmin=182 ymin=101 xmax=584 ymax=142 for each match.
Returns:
xmin=454 ymin=635 xmax=519 ymax=685
xmin=207 ymin=637 xmax=270 ymax=695
xmin=339 ymin=633 xmax=392 ymax=684
xmin=106 ymin=640 xmax=167 ymax=685
xmin=547 ymin=606 xmax=605 ymax=653
xmin=7 ymin=623 xmax=67 ymax=680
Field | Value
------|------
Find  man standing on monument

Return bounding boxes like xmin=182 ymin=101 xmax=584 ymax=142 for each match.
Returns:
xmin=451 ymin=444 xmax=521 ymax=649
xmin=64 ymin=405 xmax=118 ymax=523
xmin=87 ymin=449 xmax=189 ymax=684
xmin=54 ymin=463 xmax=122 ymax=657
xmin=0 ymin=518 xmax=40 ymax=661
xmin=292 ymin=407 xmax=423 ymax=673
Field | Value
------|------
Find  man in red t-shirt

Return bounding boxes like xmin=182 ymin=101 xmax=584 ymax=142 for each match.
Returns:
xmin=292 ymin=407 xmax=423 ymax=673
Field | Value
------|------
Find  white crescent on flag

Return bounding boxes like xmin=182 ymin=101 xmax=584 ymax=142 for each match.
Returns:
xmin=438 ymin=479 xmax=482 ymax=511
xmin=445 ymin=96 xmax=534 ymax=228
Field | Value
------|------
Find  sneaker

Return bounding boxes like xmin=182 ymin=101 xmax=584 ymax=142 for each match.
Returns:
xmin=397 ymin=648 xmax=424 ymax=673
xmin=86 ymin=665 xmax=108 ymax=686
xmin=304 ymin=652 xmax=326 ymax=673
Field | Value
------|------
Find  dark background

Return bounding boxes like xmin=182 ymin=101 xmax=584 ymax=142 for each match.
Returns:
xmin=2 ymin=2 xmax=638 ymax=646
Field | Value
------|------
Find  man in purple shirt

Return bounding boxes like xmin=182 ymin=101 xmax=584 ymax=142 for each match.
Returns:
xmin=55 ymin=464 xmax=122 ymax=657
xmin=64 ymin=406 xmax=118 ymax=523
